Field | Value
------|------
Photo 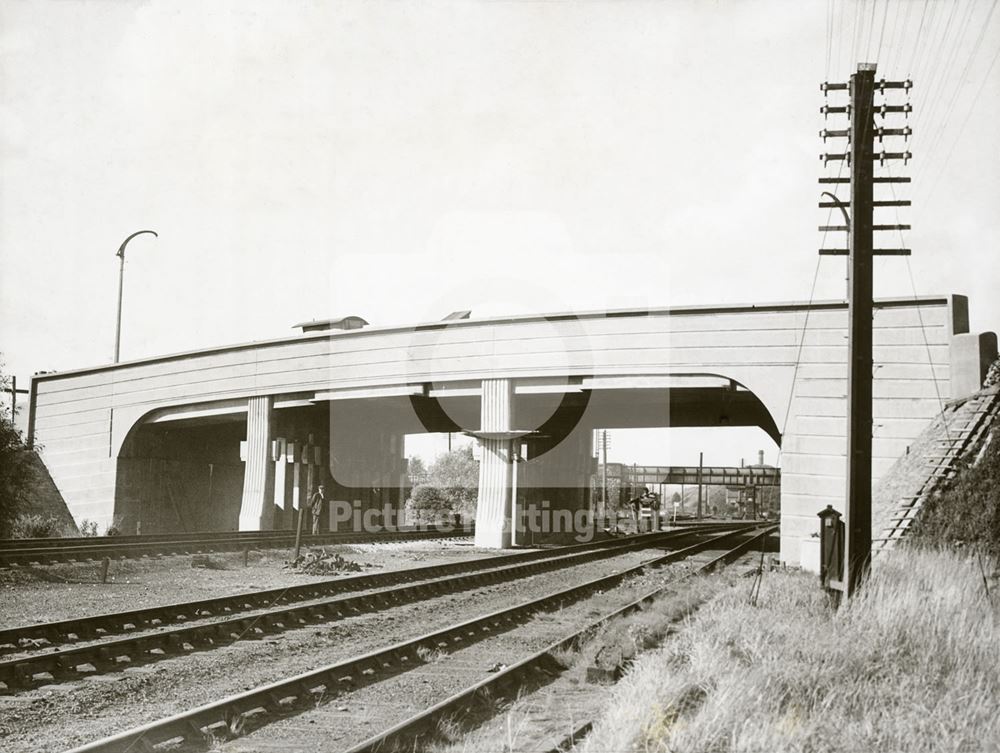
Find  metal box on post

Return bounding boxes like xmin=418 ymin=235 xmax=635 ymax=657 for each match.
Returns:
xmin=818 ymin=505 xmax=845 ymax=598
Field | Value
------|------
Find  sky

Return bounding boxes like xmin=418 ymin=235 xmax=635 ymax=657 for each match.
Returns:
xmin=2 ymin=0 xmax=998 ymax=467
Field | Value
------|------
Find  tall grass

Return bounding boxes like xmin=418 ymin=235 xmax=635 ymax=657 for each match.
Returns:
xmin=582 ymin=547 xmax=999 ymax=753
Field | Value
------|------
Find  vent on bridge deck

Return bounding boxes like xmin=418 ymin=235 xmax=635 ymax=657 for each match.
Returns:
xmin=293 ymin=315 xmax=369 ymax=333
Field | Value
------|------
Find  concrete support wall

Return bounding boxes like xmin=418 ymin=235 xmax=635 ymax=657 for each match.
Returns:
xmin=950 ymin=332 xmax=998 ymax=400
xmin=519 ymin=427 xmax=594 ymax=545
xmin=778 ymin=300 xmax=961 ymax=564
xmin=238 ymin=396 xmax=275 ymax=531
xmin=475 ymin=378 xmax=513 ymax=548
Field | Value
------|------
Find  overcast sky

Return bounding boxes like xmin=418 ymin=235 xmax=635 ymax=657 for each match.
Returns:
xmin=2 ymin=0 xmax=998 ymax=466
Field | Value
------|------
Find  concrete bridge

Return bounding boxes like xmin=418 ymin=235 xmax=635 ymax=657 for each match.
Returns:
xmin=28 ymin=295 xmax=996 ymax=565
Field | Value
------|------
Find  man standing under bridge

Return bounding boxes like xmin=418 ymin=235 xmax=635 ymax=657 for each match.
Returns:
xmin=308 ymin=484 xmax=327 ymax=535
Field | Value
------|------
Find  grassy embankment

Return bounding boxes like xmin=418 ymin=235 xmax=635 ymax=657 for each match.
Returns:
xmin=581 ymin=547 xmax=999 ymax=753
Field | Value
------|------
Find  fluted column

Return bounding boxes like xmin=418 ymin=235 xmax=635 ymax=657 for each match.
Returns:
xmin=239 ymin=396 xmax=275 ymax=531
xmin=475 ymin=378 xmax=514 ymax=548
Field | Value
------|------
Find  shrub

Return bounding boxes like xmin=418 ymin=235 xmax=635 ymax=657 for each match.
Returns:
xmin=11 ymin=513 xmax=66 ymax=539
xmin=0 ymin=402 xmax=31 ymax=538
xmin=78 ymin=519 xmax=99 ymax=537
xmin=406 ymin=484 xmax=455 ymax=524
xmin=911 ymin=432 xmax=1000 ymax=557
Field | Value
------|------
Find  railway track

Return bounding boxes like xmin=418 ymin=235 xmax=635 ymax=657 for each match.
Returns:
xmin=63 ymin=524 xmax=773 ymax=753
xmin=0 ymin=523 xmax=754 ymax=658
xmin=345 ymin=526 xmax=775 ymax=753
xmin=0 ymin=526 xmax=469 ymax=567
xmin=0 ymin=523 xmax=750 ymax=692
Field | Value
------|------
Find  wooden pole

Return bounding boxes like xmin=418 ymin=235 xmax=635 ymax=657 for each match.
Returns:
xmin=601 ymin=430 xmax=608 ymax=526
xmin=844 ymin=63 xmax=876 ymax=598
xmin=697 ymin=452 xmax=703 ymax=519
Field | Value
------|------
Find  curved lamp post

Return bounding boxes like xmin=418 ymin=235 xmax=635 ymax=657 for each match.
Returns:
xmin=114 ymin=230 xmax=158 ymax=363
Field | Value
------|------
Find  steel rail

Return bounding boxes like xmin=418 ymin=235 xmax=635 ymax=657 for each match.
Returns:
xmin=63 ymin=526 xmax=766 ymax=753
xmin=344 ymin=526 xmax=776 ymax=753
xmin=0 ymin=524 xmax=753 ymax=656
xmin=0 ymin=525 xmax=746 ymax=692
xmin=0 ymin=526 xmax=470 ymax=567
xmin=0 ymin=529 xmax=370 ymax=550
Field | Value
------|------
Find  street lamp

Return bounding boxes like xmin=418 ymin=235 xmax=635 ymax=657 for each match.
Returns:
xmin=114 ymin=230 xmax=158 ymax=363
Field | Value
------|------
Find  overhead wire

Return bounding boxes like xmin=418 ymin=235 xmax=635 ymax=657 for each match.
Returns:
xmin=912 ymin=0 xmax=980 ymax=162
xmin=879 ymin=157 xmax=951 ymax=439
xmin=918 ymin=37 xmax=1000 ymax=205
xmin=875 ymin=0 xmax=892 ymax=62
xmin=851 ymin=0 xmax=868 ymax=67
xmin=915 ymin=0 xmax=1000 ymax=198
xmin=778 ymin=66 xmax=856 ymax=447
xmin=921 ymin=0 xmax=999 ymax=154
xmin=836 ymin=0 xmax=849 ymax=74
xmin=913 ymin=0 xmax=963 ymax=113
xmin=890 ymin=0 xmax=914 ymax=73
xmin=907 ymin=0 xmax=939 ymax=87
xmin=865 ymin=0 xmax=880 ymax=60
xmin=882 ymin=0 xmax=907 ymax=73
xmin=827 ymin=0 xmax=834 ymax=81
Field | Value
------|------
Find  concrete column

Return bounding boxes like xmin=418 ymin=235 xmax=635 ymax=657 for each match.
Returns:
xmin=475 ymin=378 xmax=514 ymax=548
xmin=290 ymin=443 xmax=302 ymax=531
xmin=239 ymin=396 xmax=275 ymax=531
xmin=272 ymin=438 xmax=287 ymax=529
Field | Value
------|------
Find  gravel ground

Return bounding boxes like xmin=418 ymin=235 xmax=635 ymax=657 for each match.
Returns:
xmin=0 ymin=544 xmax=673 ymax=753
xmin=436 ymin=552 xmax=758 ymax=753
xmin=0 ymin=538 xmax=483 ymax=628
xmin=218 ymin=549 xmax=743 ymax=752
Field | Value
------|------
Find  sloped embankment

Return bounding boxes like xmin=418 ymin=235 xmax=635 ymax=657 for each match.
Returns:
xmin=580 ymin=548 xmax=1000 ymax=753
xmin=871 ymin=385 xmax=1000 ymax=550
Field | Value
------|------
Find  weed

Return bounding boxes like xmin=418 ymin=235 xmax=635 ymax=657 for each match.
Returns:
xmin=11 ymin=513 xmax=65 ymax=538
xmin=416 ymin=645 xmax=447 ymax=663
xmin=582 ymin=547 xmax=1000 ymax=753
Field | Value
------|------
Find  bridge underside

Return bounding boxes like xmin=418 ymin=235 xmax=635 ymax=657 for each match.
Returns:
xmin=113 ymin=381 xmax=775 ymax=543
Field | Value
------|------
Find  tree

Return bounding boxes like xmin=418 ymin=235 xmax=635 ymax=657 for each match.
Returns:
xmin=406 ymin=446 xmax=480 ymax=523
xmin=405 ymin=484 xmax=452 ymax=524
xmin=406 ymin=455 xmax=428 ymax=485
xmin=0 ymin=368 xmax=31 ymax=537
xmin=428 ymin=445 xmax=479 ymax=519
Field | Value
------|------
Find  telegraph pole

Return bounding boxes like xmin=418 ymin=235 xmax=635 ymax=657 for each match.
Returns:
xmin=819 ymin=64 xmax=912 ymax=599
xmin=844 ymin=64 xmax=876 ymax=598
xmin=600 ymin=430 xmax=608 ymax=523
xmin=696 ymin=451 xmax=703 ymax=519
